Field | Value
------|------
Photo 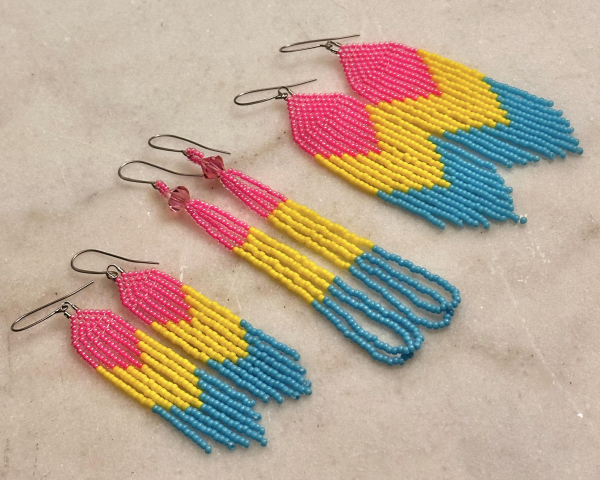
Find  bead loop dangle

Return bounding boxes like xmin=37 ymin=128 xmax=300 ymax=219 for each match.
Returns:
xmin=11 ymin=281 xmax=93 ymax=332
xmin=118 ymin=160 xmax=205 ymax=188
xmin=233 ymin=79 xmax=317 ymax=106
xmin=71 ymin=249 xmax=159 ymax=280
xmin=279 ymin=34 xmax=360 ymax=54
xmin=148 ymin=134 xmax=231 ymax=156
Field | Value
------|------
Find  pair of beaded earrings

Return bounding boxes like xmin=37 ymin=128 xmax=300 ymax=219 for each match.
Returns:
xmin=13 ymin=249 xmax=312 ymax=453
xmin=233 ymin=35 xmax=582 ymax=229
xmin=118 ymin=134 xmax=461 ymax=366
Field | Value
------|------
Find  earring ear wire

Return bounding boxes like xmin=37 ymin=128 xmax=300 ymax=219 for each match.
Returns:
xmin=11 ymin=281 xmax=94 ymax=332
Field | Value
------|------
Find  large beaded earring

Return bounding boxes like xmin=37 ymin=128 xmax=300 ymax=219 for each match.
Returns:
xmin=11 ymin=282 xmax=269 ymax=454
xmin=70 ymin=249 xmax=311 ymax=405
xmin=234 ymin=80 xmax=523 ymax=229
xmin=116 ymin=160 xmax=461 ymax=366
xmin=279 ymin=35 xmax=582 ymax=166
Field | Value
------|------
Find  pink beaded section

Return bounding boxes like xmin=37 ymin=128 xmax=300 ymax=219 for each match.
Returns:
xmin=116 ymin=269 xmax=191 ymax=326
xmin=220 ymin=169 xmax=286 ymax=218
xmin=286 ymin=93 xmax=380 ymax=157
xmin=156 ymin=180 xmax=250 ymax=250
xmin=186 ymin=200 xmax=250 ymax=250
xmin=338 ymin=42 xmax=441 ymax=104
xmin=70 ymin=309 xmax=146 ymax=370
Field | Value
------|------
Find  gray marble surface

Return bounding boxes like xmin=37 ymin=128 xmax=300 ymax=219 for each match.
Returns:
xmin=1 ymin=1 xmax=599 ymax=479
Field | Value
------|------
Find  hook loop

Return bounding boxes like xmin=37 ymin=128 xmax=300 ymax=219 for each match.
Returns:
xmin=11 ymin=281 xmax=93 ymax=332
xmin=118 ymin=160 xmax=205 ymax=188
xmin=279 ymin=34 xmax=360 ymax=54
xmin=71 ymin=249 xmax=159 ymax=280
xmin=233 ymin=79 xmax=317 ymax=106
xmin=148 ymin=134 xmax=231 ymax=156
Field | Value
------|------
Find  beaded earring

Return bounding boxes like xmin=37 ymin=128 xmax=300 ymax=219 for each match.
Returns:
xmin=234 ymin=80 xmax=523 ymax=229
xmin=11 ymin=282 xmax=268 ymax=454
xmin=117 ymin=160 xmax=461 ymax=365
xmin=279 ymin=35 xmax=582 ymax=165
xmin=70 ymin=249 xmax=311 ymax=405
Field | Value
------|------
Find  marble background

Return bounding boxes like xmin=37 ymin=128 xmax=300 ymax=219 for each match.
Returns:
xmin=1 ymin=1 xmax=598 ymax=479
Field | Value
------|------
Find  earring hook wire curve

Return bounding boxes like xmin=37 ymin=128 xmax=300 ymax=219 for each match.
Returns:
xmin=11 ymin=281 xmax=94 ymax=332
xmin=233 ymin=79 xmax=317 ymax=106
xmin=279 ymin=34 xmax=360 ymax=53
xmin=71 ymin=249 xmax=159 ymax=280
xmin=148 ymin=134 xmax=231 ymax=155
xmin=118 ymin=160 xmax=205 ymax=187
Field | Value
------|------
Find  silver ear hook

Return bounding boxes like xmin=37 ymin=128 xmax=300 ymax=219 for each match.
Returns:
xmin=118 ymin=160 xmax=205 ymax=188
xmin=71 ymin=249 xmax=159 ymax=280
xmin=233 ymin=79 xmax=317 ymax=106
xmin=148 ymin=134 xmax=231 ymax=156
xmin=279 ymin=34 xmax=360 ymax=54
xmin=11 ymin=281 xmax=94 ymax=332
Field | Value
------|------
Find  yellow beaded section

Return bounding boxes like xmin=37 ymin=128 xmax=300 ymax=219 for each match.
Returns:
xmin=314 ymin=154 xmax=379 ymax=195
xmin=96 ymin=365 xmax=155 ymax=409
xmin=135 ymin=330 xmax=199 ymax=378
xmin=111 ymin=365 xmax=172 ymax=410
xmin=140 ymin=300 xmax=250 ymax=365
xmin=164 ymin=320 xmax=227 ymax=363
xmin=284 ymin=200 xmax=374 ymax=249
xmin=148 ymin=322 xmax=211 ymax=364
xmin=182 ymin=285 xmax=243 ymax=326
xmin=311 ymin=95 xmax=460 ymax=197
xmin=138 ymin=365 xmax=202 ymax=409
xmin=413 ymin=49 xmax=510 ymax=128
xmin=266 ymin=199 xmax=378 ymax=273
xmin=139 ymin=350 xmax=203 ymax=399
xmin=232 ymin=227 xmax=345 ymax=306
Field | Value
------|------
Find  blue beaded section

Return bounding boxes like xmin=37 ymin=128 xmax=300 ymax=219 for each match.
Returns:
xmin=199 ymin=403 xmax=267 ymax=446
xmin=237 ymin=357 xmax=302 ymax=399
xmin=199 ymin=392 xmax=262 ymax=431
xmin=484 ymin=77 xmax=554 ymax=107
xmin=197 ymin=382 xmax=260 ymax=420
xmin=240 ymin=319 xmax=301 ymax=360
xmin=377 ymin=190 xmax=446 ymax=228
xmin=199 ymin=362 xmax=269 ymax=404
xmin=374 ymin=133 xmax=527 ymax=228
xmin=311 ymin=299 xmax=415 ymax=365
xmin=356 ymin=246 xmax=460 ymax=328
xmin=246 ymin=344 xmax=310 ymax=387
xmin=429 ymin=135 xmax=496 ymax=171
xmin=208 ymin=358 xmax=280 ymax=403
xmin=194 ymin=368 xmax=255 ymax=407
xmin=392 ymin=76 xmax=587 ymax=171
xmin=183 ymin=406 xmax=250 ymax=448
xmin=170 ymin=406 xmax=235 ymax=450
xmin=151 ymin=404 xmax=211 ymax=453
xmin=240 ymin=355 xmax=309 ymax=395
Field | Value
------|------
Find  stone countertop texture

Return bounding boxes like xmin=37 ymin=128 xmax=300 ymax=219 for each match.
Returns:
xmin=1 ymin=1 xmax=598 ymax=479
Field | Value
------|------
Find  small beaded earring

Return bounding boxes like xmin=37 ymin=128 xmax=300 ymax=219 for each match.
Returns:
xmin=70 ymin=249 xmax=311 ymax=405
xmin=279 ymin=35 xmax=582 ymax=165
xmin=11 ymin=282 xmax=268 ymax=454
xmin=117 ymin=160 xmax=461 ymax=366
xmin=234 ymin=80 xmax=524 ymax=229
